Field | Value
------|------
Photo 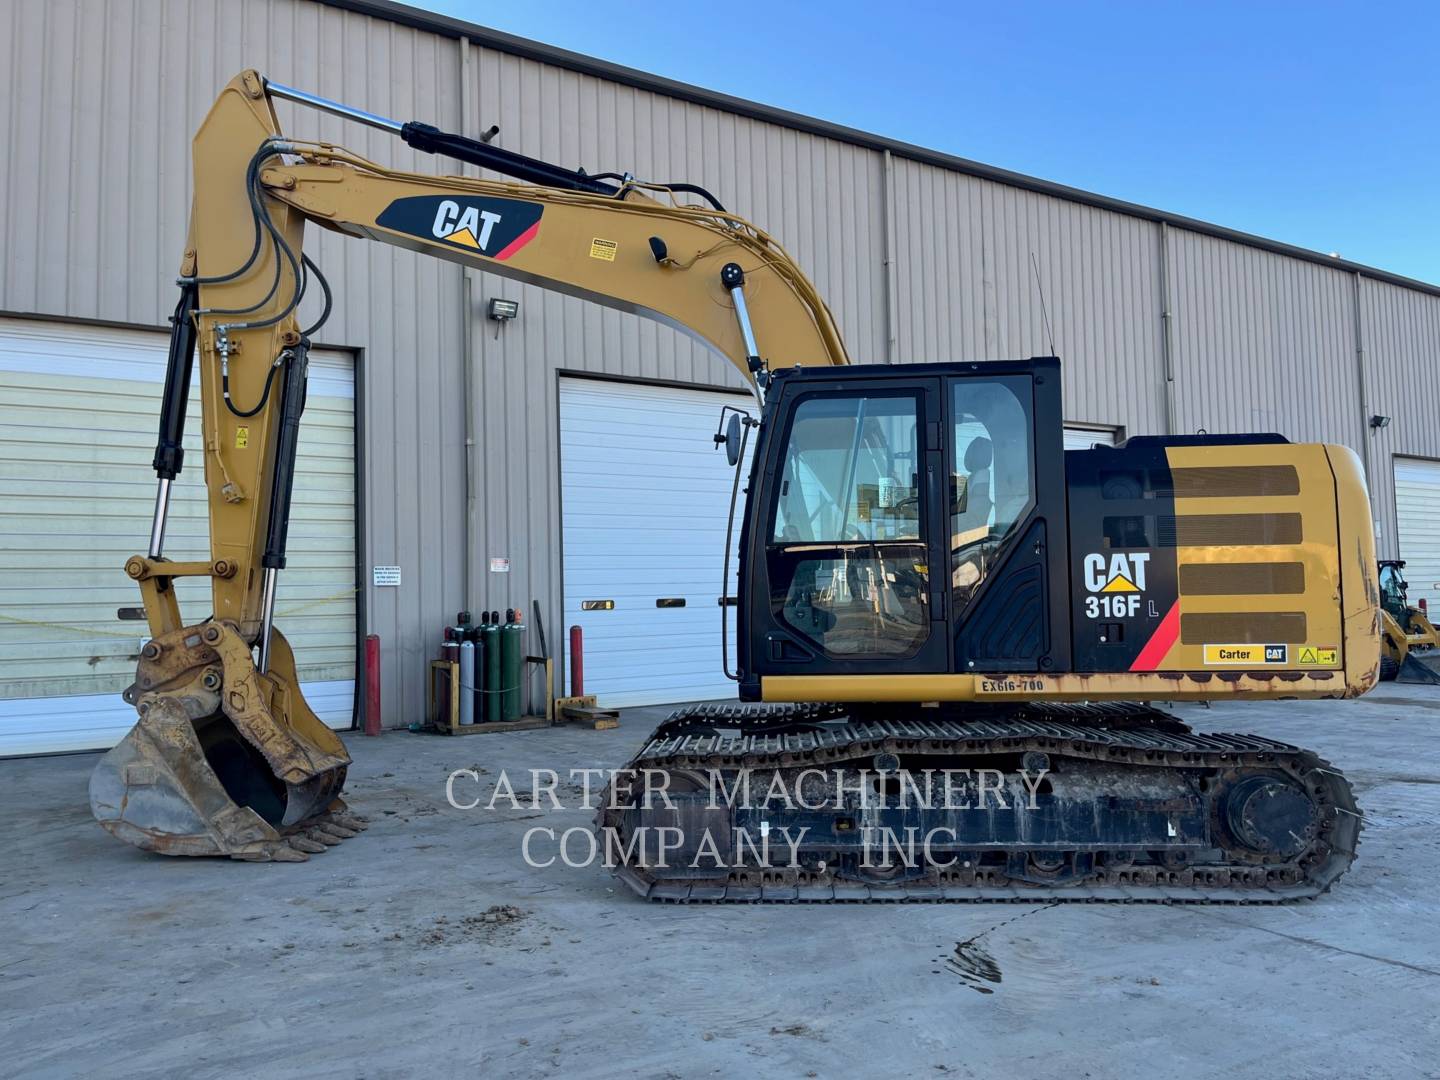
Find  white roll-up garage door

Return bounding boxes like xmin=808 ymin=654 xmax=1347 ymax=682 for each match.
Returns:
xmin=1063 ymin=425 xmax=1119 ymax=451
xmin=0 ymin=317 xmax=357 ymax=756
xmin=1395 ymin=456 xmax=1440 ymax=612
xmin=560 ymin=378 xmax=751 ymax=708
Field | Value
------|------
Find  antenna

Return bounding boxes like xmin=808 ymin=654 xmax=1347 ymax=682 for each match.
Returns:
xmin=1029 ymin=251 xmax=1057 ymax=356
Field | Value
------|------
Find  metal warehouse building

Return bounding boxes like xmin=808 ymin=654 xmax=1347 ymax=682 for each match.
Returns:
xmin=4 ymin=0 xmax=1439 ymax=754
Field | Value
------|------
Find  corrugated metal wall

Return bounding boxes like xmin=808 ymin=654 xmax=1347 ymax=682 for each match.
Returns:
xmin=1360 ymin=279 xmax=1440 ymax=557
xmin=4 ymin=0 xmax=1439 ymax=724
xmin=1 ymin=0 xmax=466 ymax=721
xmin=890 ymin=158 xmax=1166 ymax=436
xmin=1166 ymin=228 xmax=1363 ymax=446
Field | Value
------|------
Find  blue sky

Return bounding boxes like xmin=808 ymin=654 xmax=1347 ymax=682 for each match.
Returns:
xmin=418 ymin=1 xmax=1436 ymax=283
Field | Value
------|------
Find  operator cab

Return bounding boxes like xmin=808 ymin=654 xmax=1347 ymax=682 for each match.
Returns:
xmin=736 ymin=358 xmax=1069 ymax=696
xmin=1378 ymin=560 xmax=1410 ymax=625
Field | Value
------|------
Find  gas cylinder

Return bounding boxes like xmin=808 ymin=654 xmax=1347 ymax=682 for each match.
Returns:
xmin=482 ymin=612 xmax=502 ymax=723
xmin=470 ymin=613 xmax=486 ymax=723
xmin=501 ymin=608 xmax=524 ymax=722
xmin=439 ymin=625 xmax=460 ymax=727
xmin=458 ymin=637 xmax=475 ymax=726
xmin=449 ymin=611 xmax=474 ymax=727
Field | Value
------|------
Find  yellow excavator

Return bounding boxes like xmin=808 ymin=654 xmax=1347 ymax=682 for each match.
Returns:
xmin=91 ymin=72 xmax=1377 ymax=901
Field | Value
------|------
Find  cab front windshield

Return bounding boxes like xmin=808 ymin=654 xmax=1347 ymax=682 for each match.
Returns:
xmin=769 ymin=393 xmax=926 ymax=657
xmin=772 ymin=395 xmax=920 ymax=544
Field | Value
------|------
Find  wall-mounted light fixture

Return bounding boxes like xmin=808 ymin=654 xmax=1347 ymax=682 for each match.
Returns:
xmin=1370 ymin=414 xmax=1392 ymax=430
xmin=488 ymin=298 xmax=520 ymax=322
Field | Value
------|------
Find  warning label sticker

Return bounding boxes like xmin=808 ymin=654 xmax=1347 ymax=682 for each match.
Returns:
xmin=1203 ymin=644 xmax=1288 ymax=665
xmin=589 ymin=237 xmax=618 ymax=261
xmin=1298 ymin=647 xmax=1339 ymax=665
xmin=235 ymin=426 xmax=249 ymax=449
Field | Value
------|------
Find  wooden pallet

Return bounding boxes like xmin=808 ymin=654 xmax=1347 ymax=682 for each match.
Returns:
xmin=555 ymin=694 xmax=620 ymax=730
xmin=427 ymin=658 xmax=554 ymax=734
xmin=426 ymin=660 xmax=619 ymax=733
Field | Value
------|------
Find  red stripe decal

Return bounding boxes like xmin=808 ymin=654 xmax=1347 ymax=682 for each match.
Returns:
xmin=1130 ymin=600 xmax=1180 ymax=671
xmin=493 ymin=222 xmax=540 ymax=261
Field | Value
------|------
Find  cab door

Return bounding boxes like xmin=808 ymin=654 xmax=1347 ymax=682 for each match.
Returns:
xmin=946 ymin=361 xmax=1070 ymax=673
xmin=745 ymin=375 xmax=949 ymax=678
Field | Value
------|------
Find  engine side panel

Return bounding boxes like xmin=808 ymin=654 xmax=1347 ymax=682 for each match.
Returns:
xmin=1066 ymin=437 xmax=1345 ymax=675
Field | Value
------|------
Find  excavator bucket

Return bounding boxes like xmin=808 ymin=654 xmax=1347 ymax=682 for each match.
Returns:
xmin=89 ymin=621 xmax=364 ymax=860
xmin=1397 ymin=650 xmax=1440 ymax=684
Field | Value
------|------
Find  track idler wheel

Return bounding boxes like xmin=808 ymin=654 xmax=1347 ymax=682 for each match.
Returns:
xmin=1224 ymin=775 xmax=1318 ymax=859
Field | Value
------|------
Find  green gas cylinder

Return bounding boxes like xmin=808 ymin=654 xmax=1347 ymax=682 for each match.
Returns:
xmin=481 ymin=612 xmax=501 ymax=723
xmin=501 ymin=608 xmax=524 ymax=722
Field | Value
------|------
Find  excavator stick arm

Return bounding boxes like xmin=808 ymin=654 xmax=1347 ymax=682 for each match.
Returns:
xmin=91 ymin=70 xmax=847 ymax=859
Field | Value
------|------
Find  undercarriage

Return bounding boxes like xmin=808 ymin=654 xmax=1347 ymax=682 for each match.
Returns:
xmin=598 ymin=703 xmax=1359 ymax=903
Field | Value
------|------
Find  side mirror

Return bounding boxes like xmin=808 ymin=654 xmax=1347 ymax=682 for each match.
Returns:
xmin=723 ymin=413 xmax=743 ymax=467
xmin=713 ymin=405 xmax=753 ymax=467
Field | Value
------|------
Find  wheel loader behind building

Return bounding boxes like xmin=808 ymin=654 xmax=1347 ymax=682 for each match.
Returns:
xmin=1378 ymin=559 xmax=1440 ymax=683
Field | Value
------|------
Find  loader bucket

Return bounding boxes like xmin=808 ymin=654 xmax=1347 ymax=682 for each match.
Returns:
xmin=1397 ymin=650 xmax=1440 ymax=685
xmin=89 ymin=622 xmax=364 ymax=861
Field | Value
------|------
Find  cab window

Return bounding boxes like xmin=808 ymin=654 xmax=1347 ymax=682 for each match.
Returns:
xmin=772 ymin=395 xmax=920 ymax=543
xmin=951 ymin=377 xmax=1034 ymax=609
xmin=768 ymin=393 xmax=928 ymax=657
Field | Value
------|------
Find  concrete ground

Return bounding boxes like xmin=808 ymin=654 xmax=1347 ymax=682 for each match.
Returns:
xmin=4 ymin=688 xmax=1440 ymax=1080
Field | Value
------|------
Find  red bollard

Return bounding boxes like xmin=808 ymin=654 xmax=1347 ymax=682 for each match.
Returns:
xmin=364 ymin=634 xmax=382 ymax=735
xmin=569 ymin=625 xmax=583 ymax=697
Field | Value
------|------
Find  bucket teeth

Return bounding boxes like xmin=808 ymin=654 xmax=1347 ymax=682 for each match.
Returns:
xmin=216 ymin=808 xmax=367 ymax=862
xmin=320 ymin=810 xmax=369 ymax=832
xmin=230 ymin=843 xmax=310 ymax=862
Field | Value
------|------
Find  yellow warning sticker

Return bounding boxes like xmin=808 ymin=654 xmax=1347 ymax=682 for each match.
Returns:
xmin=1298 ymin=647 xmax=1338 ymax=666
xmin=235 ymin=426 xmax=250 ymax=449
xmin=1203 ymin=643 xmax=1288 ymax=665
xmin=589 ymin=237 xmax=618 ymax=261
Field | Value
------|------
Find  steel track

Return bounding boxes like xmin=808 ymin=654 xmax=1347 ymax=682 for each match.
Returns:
xmin=600 ymin=703 xmax=1361 ymax=904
